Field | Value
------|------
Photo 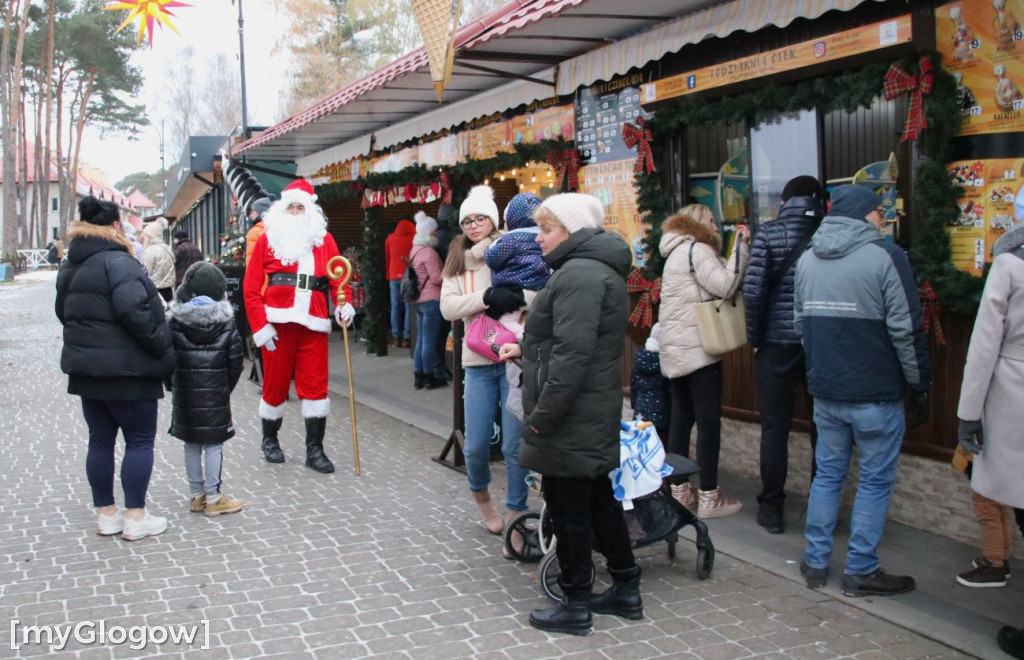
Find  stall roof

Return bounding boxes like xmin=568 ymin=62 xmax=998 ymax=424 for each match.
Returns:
xmin=237 ymin=0 xmax=881 ymax=164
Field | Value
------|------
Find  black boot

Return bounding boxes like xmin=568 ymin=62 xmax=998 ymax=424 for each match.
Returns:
xmin=414 ymin=372 xmax=425 ymax=390
xmin=304 ymin=417 xmax=334 ymax=473
xmin=589 ymin=565 xmax=643 ymax=620
xmin=529 ymin=590 xmax=593 ymax=636
xmin=261 ymin=418 xmax=285 ymax=463
xmin=424 ymin=374 xmax=448 ymax=390
xmin=999 ymin=626 xmax=1024 ymax=659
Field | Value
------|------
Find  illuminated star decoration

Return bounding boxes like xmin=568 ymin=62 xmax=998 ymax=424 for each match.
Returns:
xmin=104 ymin=0 xmax=191 ymax=48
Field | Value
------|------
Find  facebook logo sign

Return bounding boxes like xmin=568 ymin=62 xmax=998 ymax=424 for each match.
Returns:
xmin=687 ymin=75 xmax=697 ymax=89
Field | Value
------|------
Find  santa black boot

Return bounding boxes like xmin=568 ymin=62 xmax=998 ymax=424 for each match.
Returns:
xmin=261 ymin=418 xmax=284 ymax=463
xmin=304 ymin=417 xmax=334 ymax=473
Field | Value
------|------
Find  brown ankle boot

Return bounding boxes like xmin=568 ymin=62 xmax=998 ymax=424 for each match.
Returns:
xmin=471 ymin=490 xmax=504 ymax=535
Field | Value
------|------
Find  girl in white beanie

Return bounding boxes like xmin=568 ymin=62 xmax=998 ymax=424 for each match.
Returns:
xmin=440 ymin=185 xmax=530 ymax=548
xmin=408 ymin=211 xmax=446 ymax=389
xmin=141 ymin=217 xmax=176 ymax=302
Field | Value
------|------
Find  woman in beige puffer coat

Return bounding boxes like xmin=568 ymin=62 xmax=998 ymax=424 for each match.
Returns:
xmin=658 ymin=204 xmax=748 ymax=519
xmin=141 ymin=217 xmax=176 ymax=302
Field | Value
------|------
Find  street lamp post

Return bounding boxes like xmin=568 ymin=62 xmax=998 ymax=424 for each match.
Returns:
xmin=159 ymin=119 xmax=166 ymax=214
xmin=235 ymin=0 xmax=249 ymax=140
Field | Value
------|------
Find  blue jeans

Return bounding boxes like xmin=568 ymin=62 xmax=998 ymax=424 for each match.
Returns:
xmin=184 ymin=442 xmax=223 ymax=497
xmin=389 ymin=280 xmax=410 ymax=338
xmin=804 ymin=398 xmax=904 ymax=576
xmin=463 ymin=363 xmax=529 ymax=512
xmin=81 ymin=398 xmax=158 ymax=509
xmin=414 ymin=300 xmax=441 ymax=374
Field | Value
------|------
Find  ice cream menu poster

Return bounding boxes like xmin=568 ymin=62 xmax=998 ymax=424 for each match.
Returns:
xmin=574 ymin=73 xmax=649 ymax=165
xmin=947 ymin=157 xmax=1024 ymax=274
xmin=937 ymin=0 xmax=1024 ymax=136
xmin=577 ymin=159 xmax=646 ymax=265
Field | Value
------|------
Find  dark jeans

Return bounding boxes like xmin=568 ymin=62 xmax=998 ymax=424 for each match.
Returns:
xmin=755 ymin=343 xmax=818 ymax=511
xmin=81 ymin=398 xmax=158 ymax=509
xmin=543 ymin=475 xmax=636 ymax=596
xmin=667 ymin=362 xmax=722 ymax=491
xmin=413 ymin=300 xmax=442 ymax=374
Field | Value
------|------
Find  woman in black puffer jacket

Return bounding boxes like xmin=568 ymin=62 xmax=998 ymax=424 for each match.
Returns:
xmin=499 ymin=193 xmax=641 ymax=637
xmin=167 ymin=262 xmax=245 ymax=517
xmin=56 ymin=196 xmax=174 ymax=541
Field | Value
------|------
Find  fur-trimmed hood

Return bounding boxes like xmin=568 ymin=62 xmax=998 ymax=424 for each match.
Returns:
xmin=66 ymin=221 xmax=133 ymax=263
xmin=659 ymin=214 xmax=722 ymax=257
xmin=168 ymin=299 xmax=236 ymax=345
xmin=994 ymin=223 xmax=1024 ymax=257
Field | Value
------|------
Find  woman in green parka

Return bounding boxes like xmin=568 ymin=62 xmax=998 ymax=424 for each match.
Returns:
xmin=499 ymin=193 xmax=642 ymax=636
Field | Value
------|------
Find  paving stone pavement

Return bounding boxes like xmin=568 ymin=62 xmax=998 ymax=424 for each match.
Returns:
xmin=0 ymin=273 xmax=972 ymax=659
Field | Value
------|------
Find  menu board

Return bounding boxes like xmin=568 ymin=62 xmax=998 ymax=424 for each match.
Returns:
xmin=574 ymin=72 xmax=648 ymax=165
xmin=577 ymin=158 xmax=646 ymax=266
xmin=462 ymin=121 xmax=514 ymax=161
xmin=418 ymin=135 xmax=459 ymax=168
xmin=937 ymin=0 xmax=1024 ymax=136
xmin=947 ymin=157 xmax=1024 ymax=274
xmin=510 ymin=104 xmax=575 ymax=145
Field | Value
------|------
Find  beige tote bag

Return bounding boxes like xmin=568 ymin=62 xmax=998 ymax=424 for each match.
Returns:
xmin=688 ymin=241 xmax=747 ymax=355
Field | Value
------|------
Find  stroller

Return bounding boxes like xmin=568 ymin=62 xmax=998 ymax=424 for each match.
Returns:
xmin=503 ymin=423 xmax=715 ymax=601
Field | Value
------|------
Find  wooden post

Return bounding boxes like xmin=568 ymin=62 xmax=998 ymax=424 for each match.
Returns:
xmin=433 ymin=319 xmax=466 ymax=472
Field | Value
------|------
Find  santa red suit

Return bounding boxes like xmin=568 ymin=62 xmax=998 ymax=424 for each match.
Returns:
xmin=243 ymin=179 xmax=353 ymax=473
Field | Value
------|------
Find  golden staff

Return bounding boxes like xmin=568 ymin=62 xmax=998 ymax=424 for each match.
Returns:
xmin=327 ymin=256 xmax=360 ymax=476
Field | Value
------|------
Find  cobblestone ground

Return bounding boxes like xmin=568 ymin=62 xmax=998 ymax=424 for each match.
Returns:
xmin=0 ymin=274 xmax=970 ymax=659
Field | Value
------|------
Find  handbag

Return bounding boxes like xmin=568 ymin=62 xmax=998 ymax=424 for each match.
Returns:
xmin=465 ymin=314 xmax=517 ymax=362
xmin=688 ymin=240 xmax=747 ymax=355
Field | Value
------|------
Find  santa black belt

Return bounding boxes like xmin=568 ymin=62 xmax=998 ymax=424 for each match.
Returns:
xmin=267 ymin=273 xmax=329 ymax=294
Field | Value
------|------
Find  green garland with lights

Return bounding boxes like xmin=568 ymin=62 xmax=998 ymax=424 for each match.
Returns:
xmin=315 ymin=139 xmax=575 ymax=353
xmin=636 ymin=55 xmax=982 ymax=313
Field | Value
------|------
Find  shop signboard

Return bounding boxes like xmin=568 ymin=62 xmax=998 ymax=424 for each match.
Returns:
xmin=640 ymin=16 xmax=913 ymax=105
xmin=418 ymin=134 xmax=459 ymax=168
xmin=311 ymin=158 xmax=359 ymax=184
xmin=947 ymin=157 xmax=1024 ymax=275
xmin=369 ymin=147 xmax=420 ymax=174
xmin=577 ymin=158 xmax=646 ymax=265
xmin=574 ymin=72 xmax=649 ymax=165
xmin=510 ymin=104 xmax=575 ymax=145
xmin=937 ymin=0 xmax=1024 ymax=136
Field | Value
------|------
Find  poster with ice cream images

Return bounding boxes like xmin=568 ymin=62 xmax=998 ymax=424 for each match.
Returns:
xmin=937 ymin=0 xmax=1024 ymax=136
xmin=577 ymin=158 xmax=646 ymax=266
xmin=947 ymin=157 xmax=1024 ymax=274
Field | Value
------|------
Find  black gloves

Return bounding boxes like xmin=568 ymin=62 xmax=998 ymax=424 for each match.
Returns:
xmin=958 ymin=418 xmax=984 ymax=455
xmin=904 ymin=389 xmax=930 ymax=429
xmin=484 ymin=286 xmax=525 ymax=319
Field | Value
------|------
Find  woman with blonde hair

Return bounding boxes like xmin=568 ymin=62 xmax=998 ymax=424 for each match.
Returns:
xmin=440 ymin=185 xmax=529 ymax=543
xmin=658 ymin=204 xmax=749 ymax=518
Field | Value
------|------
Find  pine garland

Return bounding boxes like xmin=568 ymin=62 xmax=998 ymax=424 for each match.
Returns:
xmin=360 ymin=206 xmax=389 ymax=355
xmin=635 ymin=56 xmax=983 ymax=312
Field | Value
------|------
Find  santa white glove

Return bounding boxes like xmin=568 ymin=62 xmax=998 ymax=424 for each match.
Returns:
xmin=253 ymin=324 xmax=279 ymax=352
xmin=335 ymin=302 xmax=356 ymax=327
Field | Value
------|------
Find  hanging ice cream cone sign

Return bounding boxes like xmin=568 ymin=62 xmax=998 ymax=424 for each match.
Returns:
xmin=104 ymin=0 xmax=191 ymax=48
xmin=411 ymin=0 xmax=463 ymax=102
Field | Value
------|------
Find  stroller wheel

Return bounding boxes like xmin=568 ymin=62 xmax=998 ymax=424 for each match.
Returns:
xmin=666 ymin=532 xmax=678 ymax=560
xmin=503 ymin=511 xmax=544 ymax=563
xmin=696 ymin=543 xmax=715 ymax=580
xmin=539 ymin=550 xmax=597 ymax=601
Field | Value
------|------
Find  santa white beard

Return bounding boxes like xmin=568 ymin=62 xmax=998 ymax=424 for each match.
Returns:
xmin=262 ymin=203 xmax=327 ymax=265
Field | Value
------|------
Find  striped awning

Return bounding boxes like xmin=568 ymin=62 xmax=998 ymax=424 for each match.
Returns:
xmin=556 ymin=0 xmax=881 ymax=95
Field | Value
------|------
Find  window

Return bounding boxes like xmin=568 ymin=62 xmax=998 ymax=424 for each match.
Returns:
xmin=750 ymin=110 xmax=820 ymax=224
xmin=51 ymin=197 xmax=58 ymax=211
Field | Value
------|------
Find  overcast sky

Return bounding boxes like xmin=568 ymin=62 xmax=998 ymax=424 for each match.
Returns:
xmin=80 ymin=0 xmax=289 ymax=186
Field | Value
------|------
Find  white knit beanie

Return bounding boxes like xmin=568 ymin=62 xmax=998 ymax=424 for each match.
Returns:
xmin=459 ymin=185 xmax=500 ymax=225
xmin=142 ymin=216 xmax=167 ymax=241
xmin=414 ymin=210 xmax=437 ymax=237
xmin=539 ymin=193 xmax=604 ymax=234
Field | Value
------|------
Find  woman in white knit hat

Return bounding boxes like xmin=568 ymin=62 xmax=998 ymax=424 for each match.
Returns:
xmin=499 ymin=193 xmax=642 ymax=635
xmin=440 ymin=185 xmax=530 ymax=545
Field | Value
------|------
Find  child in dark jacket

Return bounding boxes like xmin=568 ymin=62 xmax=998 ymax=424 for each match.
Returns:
xmin=485 ymin=192 xmax=549 ymax=337
xmin=630 ymin=323 xmax=670 ymax=442
xmin=167 ymin=262 xmax=245 ymax=517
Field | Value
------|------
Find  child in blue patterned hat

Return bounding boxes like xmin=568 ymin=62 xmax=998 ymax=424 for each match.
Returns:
xmin=485 ymin=192 xmax=549 ymax=339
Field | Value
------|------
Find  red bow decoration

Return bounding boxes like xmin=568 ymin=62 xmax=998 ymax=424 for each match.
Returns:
xmin=440 ymin=171 xmax=453 ymax=205
xmin=918 ymin=280 xmax=946 ymax=346
xmin=622 ymin=117 xmax=655 ymax=174
xmin=626 ymin=269 xmax=661 ymax=328
xmin=547 ymin=148 xmax=580 ymax=190
xmin=883 ymin=57 xmax=934 ymax=142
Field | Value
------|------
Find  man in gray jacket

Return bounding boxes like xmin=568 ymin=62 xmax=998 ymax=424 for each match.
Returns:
xmin=793 ymin=184 xmax=930 ymax=597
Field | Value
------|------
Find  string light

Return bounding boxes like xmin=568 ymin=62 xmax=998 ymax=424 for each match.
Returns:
xmin=499 ymin=174 xmax=505 ymax=181
xmin=531 ymin=175 xmax=537 ymax=183
xmin=511 ymin=168 xmax=517 ymax=176
xmin=484 ymin=179 xmax=490 ymax=185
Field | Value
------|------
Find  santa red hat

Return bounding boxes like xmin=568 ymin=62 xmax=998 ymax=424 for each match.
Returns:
xmin=281 ymin=179 xmax=317 ymax=207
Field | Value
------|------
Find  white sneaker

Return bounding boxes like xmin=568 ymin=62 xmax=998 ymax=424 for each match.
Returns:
xmin=121 ymin=511 xmax=168 ymax=541
xmin=97 ymin=509 xmax=124 ymax=536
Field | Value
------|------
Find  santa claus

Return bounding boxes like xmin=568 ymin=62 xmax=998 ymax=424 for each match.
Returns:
xmin=244 ymin=179 xmax=355 ymax=473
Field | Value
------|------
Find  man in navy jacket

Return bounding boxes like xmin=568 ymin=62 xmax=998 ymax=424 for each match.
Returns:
xmin=743 ymin=176 xmax=826 ymax=534
xmin=794 ymin=184 xmax=930 ymax=598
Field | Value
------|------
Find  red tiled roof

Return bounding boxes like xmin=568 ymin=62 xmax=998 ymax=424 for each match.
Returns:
xmin=237 ymin=0 xmax=580 ymax=153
